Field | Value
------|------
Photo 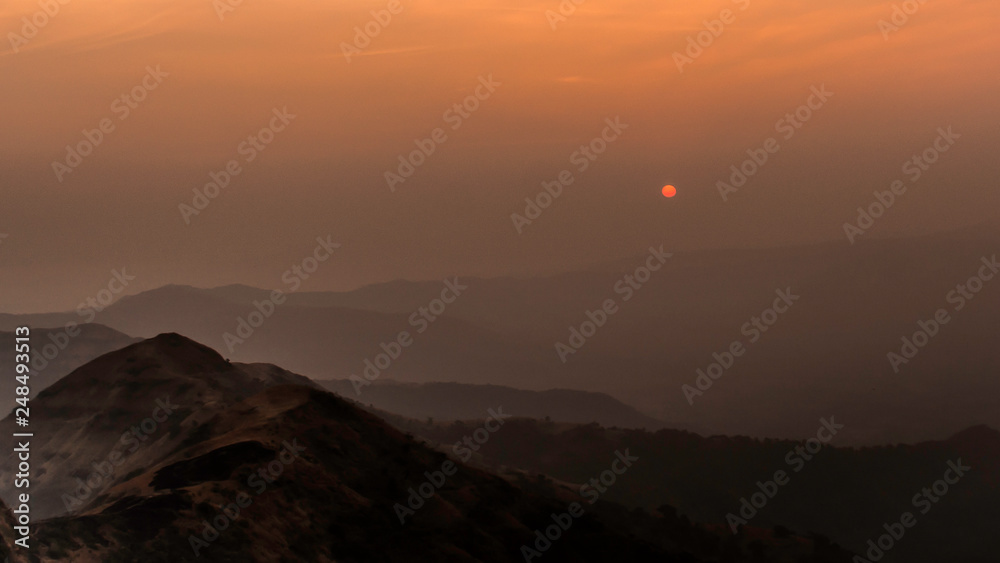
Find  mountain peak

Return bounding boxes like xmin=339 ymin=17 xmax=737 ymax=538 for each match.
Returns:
xmin=59 ymin=332 xmax=236 ymax=383
xmin=4 ymin=333 xmax=320 ymax=520
xmin=141 ymin=332 xmax=228 ymax=359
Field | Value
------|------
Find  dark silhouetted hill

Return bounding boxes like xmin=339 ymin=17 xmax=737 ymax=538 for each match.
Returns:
xmin=393 ymin=416 xmax=1000 ymax=563
xmin=0 ymin=334 xmax=853 ymax=562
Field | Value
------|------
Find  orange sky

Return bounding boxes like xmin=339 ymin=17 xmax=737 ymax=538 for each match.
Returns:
xmin=1 ymin=0 xmax=998 ymax=311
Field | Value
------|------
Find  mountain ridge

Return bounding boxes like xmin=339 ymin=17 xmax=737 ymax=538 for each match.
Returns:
xmin=0 ymin=334 xmax=852 ymax=562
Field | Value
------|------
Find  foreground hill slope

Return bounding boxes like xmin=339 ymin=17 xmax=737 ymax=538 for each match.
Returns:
xmin=0 ymin=333 xmax=320 ymax=520
xmin=0 ymin=335 xmax=851 ymax=562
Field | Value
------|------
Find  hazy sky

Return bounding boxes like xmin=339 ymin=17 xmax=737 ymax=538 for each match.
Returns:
xmin=1 ymin=0 xmax=998 ymax=312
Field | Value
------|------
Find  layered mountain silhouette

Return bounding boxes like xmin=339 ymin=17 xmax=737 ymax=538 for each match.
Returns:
xmin=318 ymin=379 xmax=668 ymax=430
xmin=0 ymin=334 xmax=854 ymax=562
xmin=0 ymin=284 xmax=577 ymax=393
xmin=392 ymin=417 xmax=1000 ymax=563
xmin=2 ymin=235 xmax=997 ymax=445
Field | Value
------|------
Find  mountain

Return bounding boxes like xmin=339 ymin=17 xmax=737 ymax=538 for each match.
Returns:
xmin=0 ymin=335 xmax=851 ymax=562
xmin=0 ymin=324 xmax=139 ymax=417
xmin=394 ymin=417 xmax=1000 ymax=563
xmin=0 ymin=333 xmax=320 ymax=520
xmin=295 ymin=238 xmax=1000 ymax=445
xmin=318 ymin=379 xmax=670 ymax=430
xmin=3 ymin=234 xmax=999 ymax=444
xmin=6 ymin=283 xmax=592 ymax=393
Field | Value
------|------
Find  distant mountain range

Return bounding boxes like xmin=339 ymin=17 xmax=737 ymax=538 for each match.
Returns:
xmin=0 ymin=334 xmax=852 ymax=562
xmin=2 ymin=234 xmax=999 ymax=444
xmin=318 ymin=379 xmax=669 ymax=430
xmin=391 ymin=416 xmax=1000 ymax=563
xmin=2 ymin=322 xmax=672 ymax=433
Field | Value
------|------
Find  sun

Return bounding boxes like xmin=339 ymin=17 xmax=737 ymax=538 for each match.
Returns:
xmin=661 ymin=185 xmax=677 ymax=198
